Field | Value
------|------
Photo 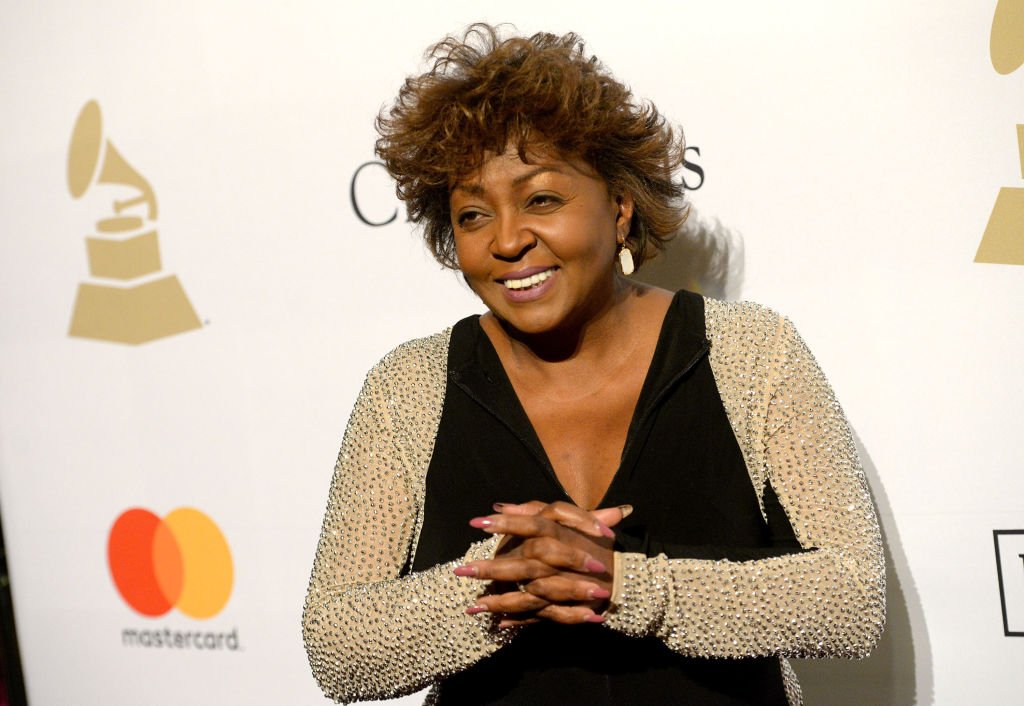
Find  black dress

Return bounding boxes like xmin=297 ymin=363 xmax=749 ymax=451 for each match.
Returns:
xmin=411 ymin=291 xmax=808 ymax=705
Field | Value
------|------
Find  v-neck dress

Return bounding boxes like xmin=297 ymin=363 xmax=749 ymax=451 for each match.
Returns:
xmin=303 ymin=291 xmax=886 ymax=706
xmin=414 ymin=290 xmax=801 ymax=704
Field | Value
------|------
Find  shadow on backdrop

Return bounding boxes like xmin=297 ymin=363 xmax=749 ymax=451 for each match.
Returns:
xmin=793 ymin=435 xmax=933 ymax=704
xmin=634 ymin=211 xmax=745 ymax=300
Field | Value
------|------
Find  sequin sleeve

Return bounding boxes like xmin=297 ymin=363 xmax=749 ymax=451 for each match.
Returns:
xmin=603 ymin=306 xmax=886 ymax=659
xmin=302 ymin=334 xmax=510 ymax=703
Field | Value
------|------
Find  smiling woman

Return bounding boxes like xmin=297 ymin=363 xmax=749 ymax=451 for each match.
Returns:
xmin=451 ymin=148 xmax=633 ymax=341
xmin=303 ymin=23 xmax=885 ymax=706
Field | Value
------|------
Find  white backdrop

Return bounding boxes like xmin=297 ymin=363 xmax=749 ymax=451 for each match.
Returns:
xmin=0 ymin=1 xmax=1021 ymax=704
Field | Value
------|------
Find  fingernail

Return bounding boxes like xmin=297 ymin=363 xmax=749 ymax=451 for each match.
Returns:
xmin=469 ymin=517 xmax=494 ymax=529
xmin=465 ymin=605 xmax=487 ymax=615
xmin=618 ymin=504 xmax=634 ymax=519
xmin=597 ymin=522 xmax=615 ymax=539
xmin=584 ymin=614 xmax=605 ymax=624
xmin=492 ymin=503 xmax=509 ymax=511
xmin=584 ymin=558 xmax=607 ymax=574
xmin=453 ymin=565 xmax=478 ymax=577
xmin=588 ymin=587 xmax=612 ymax=600
xmin=498 ymin=621 xmax=515 ymax=629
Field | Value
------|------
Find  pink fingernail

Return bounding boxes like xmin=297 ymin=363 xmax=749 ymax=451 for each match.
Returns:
xmin=597 ymin=523 xmax=615 ymax=539
xmin=589 ymin=587 xmax=612 ymax=600
xmin=584 ymin=614 xmax=605 ymax=624
xmin=584 ymin=558 xmax=607 ymax=574
xmin=492 ymin=503 xmax=509 ymax=511
xmin=465 ymin=605 xmax=487 ymax=615
xmin=469 ymin=517 xmax=494 ymax=529
xmin=453 ymin=565 xmax=478 ymax=577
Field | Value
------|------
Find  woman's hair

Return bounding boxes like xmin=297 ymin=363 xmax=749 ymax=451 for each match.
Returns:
xmin=375 ymin=23 xmax=689 ymax=269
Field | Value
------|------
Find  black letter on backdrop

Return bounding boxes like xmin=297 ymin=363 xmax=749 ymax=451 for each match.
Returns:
xmin=350 ymin=161 xmax=398 ymax=226
xmin=682 ymin=146 xmax=705 ymax=191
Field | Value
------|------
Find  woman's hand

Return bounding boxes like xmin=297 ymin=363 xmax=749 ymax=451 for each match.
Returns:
xmin=454 ymin=501 xmax=630 ymax=628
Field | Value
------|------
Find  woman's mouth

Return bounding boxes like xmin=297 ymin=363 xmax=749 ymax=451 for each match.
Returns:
xmin=497 ymin=267 xmax=558 ymax=303
xmin=501 ymin=267 xmax=556 ymax=291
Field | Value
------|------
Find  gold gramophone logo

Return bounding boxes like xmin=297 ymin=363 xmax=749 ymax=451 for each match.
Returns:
xmin=975 ymin=0 xmax=1024 ymax=265
xmin=67 ymin=101 xmax=201 ymax=344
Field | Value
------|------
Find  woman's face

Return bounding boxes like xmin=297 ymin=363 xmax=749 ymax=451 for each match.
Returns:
xmin=450 ymin=146 xmax=633 ymax=337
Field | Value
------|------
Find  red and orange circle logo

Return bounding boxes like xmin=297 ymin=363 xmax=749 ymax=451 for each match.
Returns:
xmin=107 ymin=507 xmax=233 ymax=619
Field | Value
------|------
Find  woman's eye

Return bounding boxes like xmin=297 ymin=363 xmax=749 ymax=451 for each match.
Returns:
xmin=457 ymin=211 xmax=484 ymax=228
xmin=528 ymin=194 xmax=561 ymax=209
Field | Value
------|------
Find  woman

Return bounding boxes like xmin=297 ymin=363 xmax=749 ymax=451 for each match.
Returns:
xmin=303 ymin=24 xmax=885 ymax=705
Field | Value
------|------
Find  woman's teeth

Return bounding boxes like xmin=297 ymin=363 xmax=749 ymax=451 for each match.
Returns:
xmin=503 ymin=269 xmax=554 ymax=291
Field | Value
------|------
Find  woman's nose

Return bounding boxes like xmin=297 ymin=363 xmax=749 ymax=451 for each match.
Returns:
xmin=490 ymin=216 xmax=536 ymax=260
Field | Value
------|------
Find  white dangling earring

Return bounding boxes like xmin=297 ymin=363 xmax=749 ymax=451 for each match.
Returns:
xmin=618 ymin=242 xmax=635 ymax=276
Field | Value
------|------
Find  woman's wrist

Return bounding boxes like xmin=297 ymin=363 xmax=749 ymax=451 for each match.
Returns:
xmin=608 ymin=551 xmax=626 ymax=608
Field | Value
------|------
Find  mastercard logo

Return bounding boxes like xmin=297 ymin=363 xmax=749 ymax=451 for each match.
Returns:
xmin=107 ymin=507 xmax=233 ymax=619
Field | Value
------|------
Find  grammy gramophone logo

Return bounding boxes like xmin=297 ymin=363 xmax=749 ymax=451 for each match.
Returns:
xmin=975 ymin=0 xmax=1024 ymax=266
xmin=67 ymin=100 xmax=201 ymax=344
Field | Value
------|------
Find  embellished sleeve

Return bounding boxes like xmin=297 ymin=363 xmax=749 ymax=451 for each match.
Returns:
xmin=302 ymin=342 xmax=510 ymax=703
xmin=603 ymin=313 xmax=886 ymax=658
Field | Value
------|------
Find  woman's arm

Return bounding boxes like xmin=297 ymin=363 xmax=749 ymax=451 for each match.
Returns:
xmin=302 ymin=343 xmax=510 ymax=703
xmin=602 ymin=314 xmax=886 ymax=658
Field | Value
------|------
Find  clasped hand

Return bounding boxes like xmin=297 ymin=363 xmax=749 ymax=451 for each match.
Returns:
xmin=454 ymin=501 xmax=628 ymax=628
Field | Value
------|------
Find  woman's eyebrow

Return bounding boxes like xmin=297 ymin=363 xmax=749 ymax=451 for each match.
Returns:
xmin=453 ymin=166 xmax=565 ymax=197
xmin=511 ymin=165 xmax=562 ymax=187
xmin=453 ymin=182 xmax=486 ymax=196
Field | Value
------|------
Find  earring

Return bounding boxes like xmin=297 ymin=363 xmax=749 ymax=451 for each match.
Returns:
xmin=617 ymin=242 xmax=635 ymax=276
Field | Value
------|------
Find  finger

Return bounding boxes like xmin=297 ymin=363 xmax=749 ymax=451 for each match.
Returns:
xmin=536 ymin=603 xmax=605 ymax=625
xmin=467 ymin=589 xmax=548 ymax=616
xmin=536 ymin=501 xmax=615 ymax=539
xmin=456 ymin=539 xmax=607 ymax=581
xmin=491 ymin=502 xmax=617 ymax=539
xmin=476 ymin=506 xmax=611 ymax=541
xmin=519 ymin=536 xmax=608 ymax=575
xmin=492 ymin=501 xmax=546 ymax=516
xmin=497 ymin=617 xmax=541 ymax=629
xmin=455 ymin=556 xmax=558 ymax=582
xmin=522 ymin=575 xmax=611 ymax=603
xmin=590 ymin=504 xmax=633 ymax=529
xmin=469 ymin=513 xmax=557 ymax=539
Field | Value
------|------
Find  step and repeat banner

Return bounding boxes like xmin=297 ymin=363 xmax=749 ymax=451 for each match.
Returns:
xmin=0 ymin=1 xmax=1021 ymax=704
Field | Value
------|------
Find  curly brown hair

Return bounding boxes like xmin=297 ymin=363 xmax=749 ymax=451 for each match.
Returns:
xmin=375 ymin=23 xmax=689 ymax=269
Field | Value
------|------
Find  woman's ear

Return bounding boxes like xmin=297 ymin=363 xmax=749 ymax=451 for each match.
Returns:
xmin=615 ymin=192 xmax=635 ymax=239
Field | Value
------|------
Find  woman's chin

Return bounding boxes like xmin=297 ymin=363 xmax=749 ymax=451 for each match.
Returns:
xmin=495 ymin=313 xmax=560 ymax=338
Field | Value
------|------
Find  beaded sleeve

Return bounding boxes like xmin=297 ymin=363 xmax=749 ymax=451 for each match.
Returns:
xmin=302 ymin=333 xmax=509 ymax=703
xmin=603 ymin=301 xmax=886 ymax=659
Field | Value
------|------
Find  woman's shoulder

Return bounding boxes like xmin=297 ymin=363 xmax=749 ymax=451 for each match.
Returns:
xmin=354 ymin=328 xmax=455 ymax=424
xmin=369 ymin=327 xmax=454 ymax=382
xmin=700 ymin=295 xmax=786 ymax=341
xmin=699 ymin=295 xmax=821 ymax=376
xmin=698 ymin=295 xmax=809 ymax=363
